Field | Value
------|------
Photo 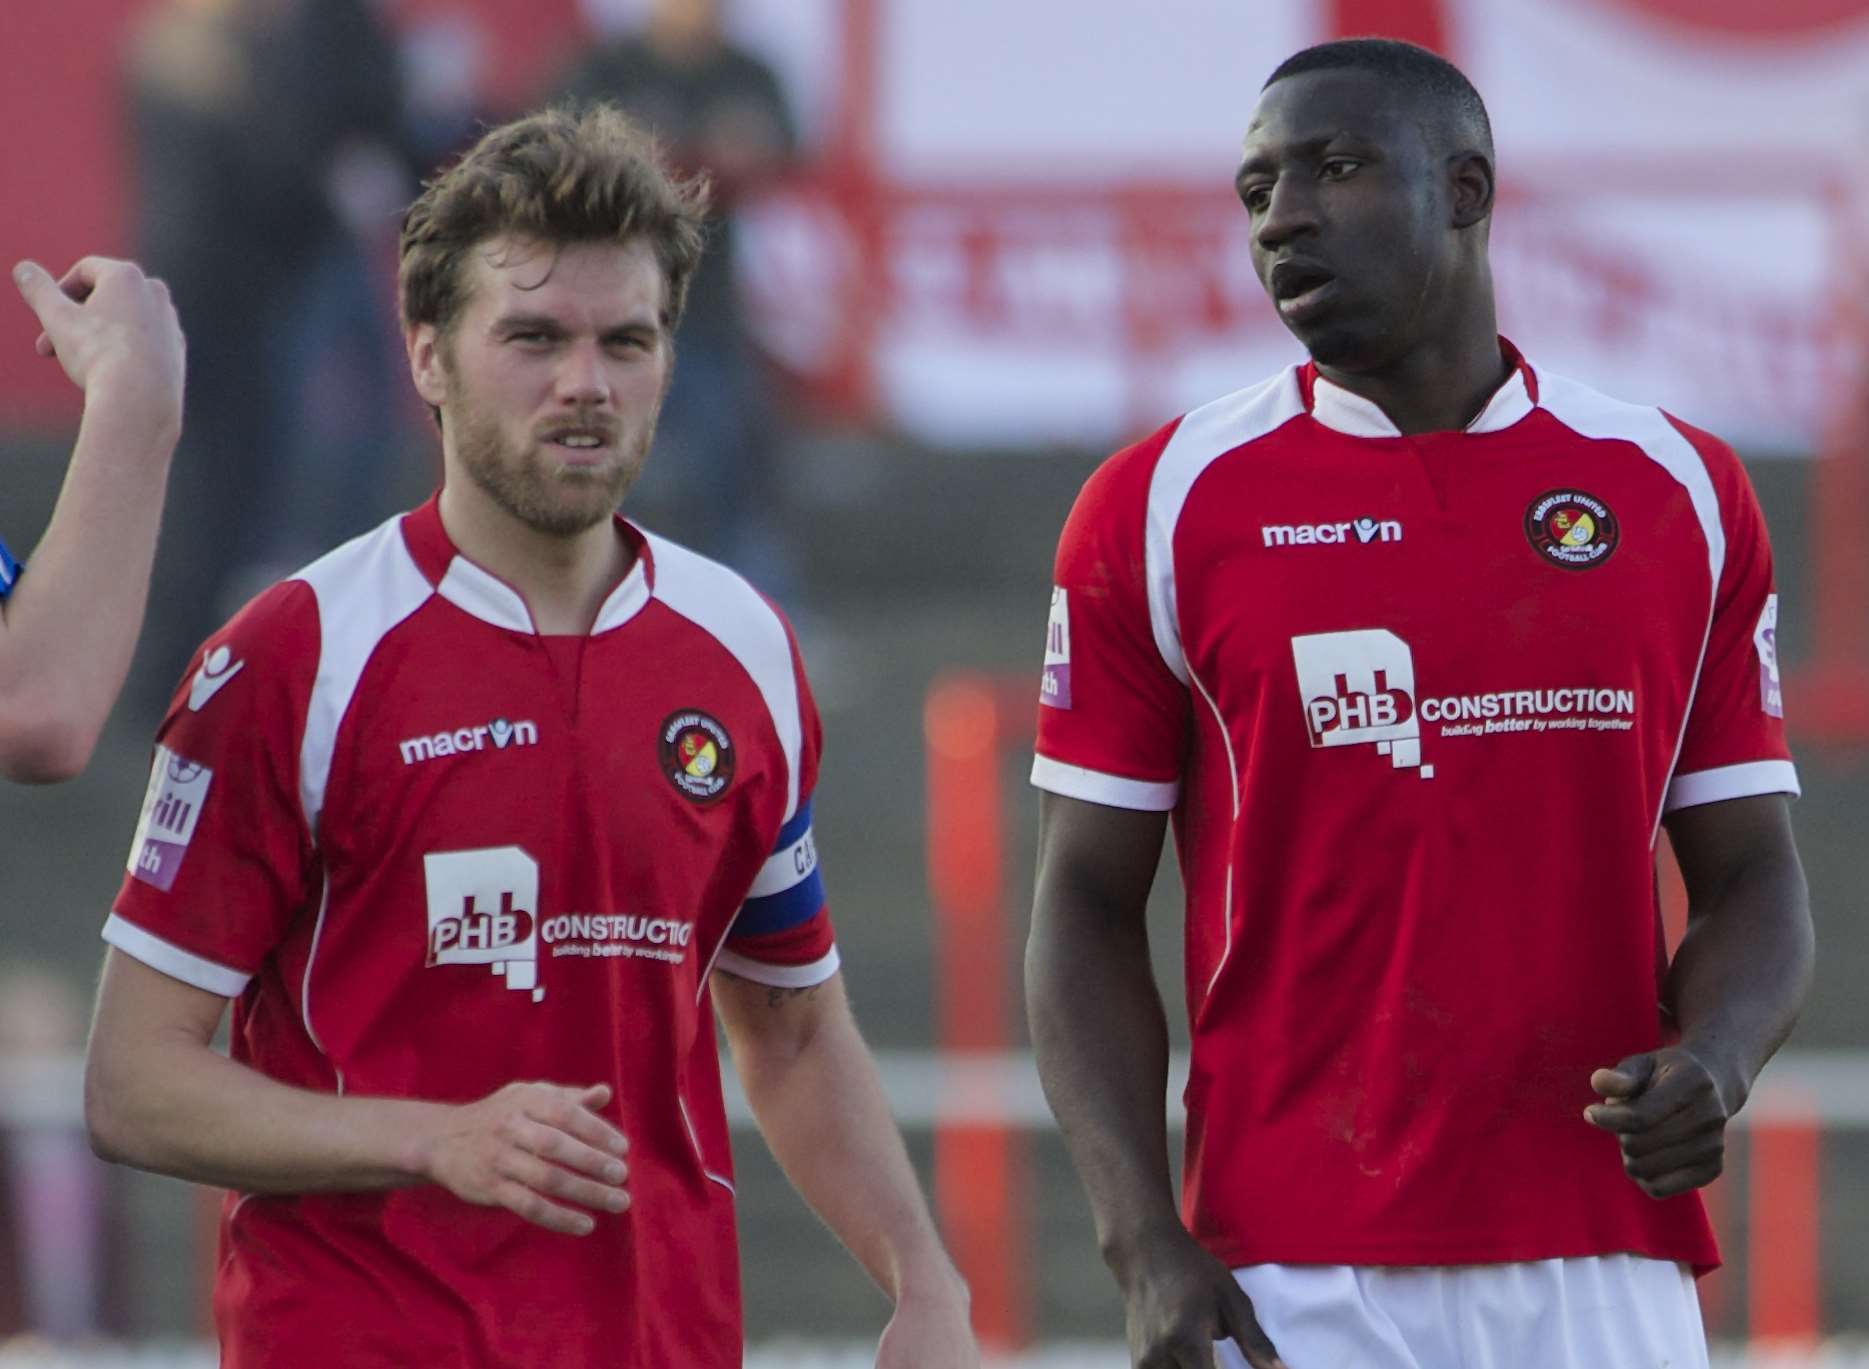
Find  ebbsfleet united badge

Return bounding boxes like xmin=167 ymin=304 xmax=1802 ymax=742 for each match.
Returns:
xmin=1525 ymin=489 xmax=1619 ymax=570
xmin=660 ymin=710 xmax=734 ymax=803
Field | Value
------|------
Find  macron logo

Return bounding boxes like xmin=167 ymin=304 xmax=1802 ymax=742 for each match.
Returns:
xmin=1263 ymin=517 xmax=1402 ymax=548
xmin=400 ymin=718 xmax=539 ymax=766
xmin=188 ymin=645 xmax=246 ymax=711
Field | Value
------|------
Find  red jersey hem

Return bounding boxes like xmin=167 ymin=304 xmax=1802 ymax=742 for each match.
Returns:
xmin=1198 ymin=1233 xmax=1721 ymax=1278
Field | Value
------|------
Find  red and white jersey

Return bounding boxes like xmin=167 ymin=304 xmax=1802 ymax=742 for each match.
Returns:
xmin=1033 ymin=344 xmax=1796 ymax=1272
xmin=108 ymin=496 xmax=837 ymax=1367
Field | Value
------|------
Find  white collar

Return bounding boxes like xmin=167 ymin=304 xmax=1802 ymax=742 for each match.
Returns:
xmin=1310 ymin=363 xmax=1536 ymax=438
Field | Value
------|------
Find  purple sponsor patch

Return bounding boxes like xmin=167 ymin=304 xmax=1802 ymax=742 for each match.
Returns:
xmin=1041 ymin=662 xmax=1072 ymax=710
xmin=131 ymin=838 xmax=189 ymax=892
xmin=126 ymin=745 xmax=214 ymax=891
xmin=1755 ymin=595 xmax=1783 ymax=719
xmin=1041 ymin=587 xmax=1072 ymax=709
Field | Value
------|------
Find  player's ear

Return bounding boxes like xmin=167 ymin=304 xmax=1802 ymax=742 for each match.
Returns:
xmin=407 ymin=322 xmax=449 ymax=409
xmin=1449 ymin=150 xmax=1494 ymax=230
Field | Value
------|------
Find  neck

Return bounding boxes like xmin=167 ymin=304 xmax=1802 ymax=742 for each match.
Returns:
xmin=1316 ymin=291 xmax=1507 ymax=436
xmin=437 ymin=482 xmax=632 ymax=635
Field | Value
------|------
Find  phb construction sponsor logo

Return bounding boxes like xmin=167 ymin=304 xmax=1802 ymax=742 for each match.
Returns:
xmin=542 ymin=914 xmax=696 ymax=966
xmin=1292 ymin=629 xmax=1432 ymax=778
xmin=127 ymin=746 xmax=215 ymax=891
xmin=1292 ymin=629 xmax=1639 ymax=783
xmin=424 ymin=847 xmax=544 ymax=1001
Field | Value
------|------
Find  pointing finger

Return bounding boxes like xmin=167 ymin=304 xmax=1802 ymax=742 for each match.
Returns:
xmin=12 ymin=262 xmax=78 ymax=329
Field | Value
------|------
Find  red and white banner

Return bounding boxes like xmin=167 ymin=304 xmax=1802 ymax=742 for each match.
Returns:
xmin=729 ymin=0 xmax=1869 ymax=449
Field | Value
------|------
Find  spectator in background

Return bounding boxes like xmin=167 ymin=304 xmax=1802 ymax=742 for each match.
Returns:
xmin=125 ymin=0 xmax=407 ymax=700
xmin=556 ymin=0 xmax=801 ymax=602
xmin=0 ymin=966 xmax=128 ymax=1340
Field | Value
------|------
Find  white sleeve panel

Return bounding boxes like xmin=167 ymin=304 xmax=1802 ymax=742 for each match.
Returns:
xmin=1144 ymin=370 xmax=1306 ymax=686
xmin=646 ymin=534 xmax=805 ymax=824
xmin=1031 ymin=754 xmax=1180 ymax=811
xmin=1663 ymin=759 xmax=1801 ymax=814
xmin=292 ymin=519 xmax=436 ymax=836
xmin=102 ymin=913 xmax=251 ymax=997
xmin=713 ymin=945 xmax=841 ymax=989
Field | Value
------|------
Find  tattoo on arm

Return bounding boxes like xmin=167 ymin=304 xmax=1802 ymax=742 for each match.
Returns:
xmin=765 ymin=982 xmax=825 ymax=1009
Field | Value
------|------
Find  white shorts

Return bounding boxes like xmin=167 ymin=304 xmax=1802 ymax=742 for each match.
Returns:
xmin=1215 ymin=1255 xmax=1708 ymax=1369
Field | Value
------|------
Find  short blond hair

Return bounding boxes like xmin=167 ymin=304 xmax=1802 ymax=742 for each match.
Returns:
xmin=399 ymin=103 xmax=711 ymax=338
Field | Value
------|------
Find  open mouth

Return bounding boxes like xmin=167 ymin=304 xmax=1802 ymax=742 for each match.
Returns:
xmin=1269 ymin=259 xmax=1337 ymax=312
xmin=540 ymin=426 xmax=617 ymax=457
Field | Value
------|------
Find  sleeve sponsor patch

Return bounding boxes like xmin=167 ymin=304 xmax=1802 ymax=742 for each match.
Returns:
xmin=1041 ymin=586 xmax=1072 ymax=709
xmin=125 ymin=745 xmax=214 ymax=892
xmin=1755 ymin=593 xmax=1783 ymax=718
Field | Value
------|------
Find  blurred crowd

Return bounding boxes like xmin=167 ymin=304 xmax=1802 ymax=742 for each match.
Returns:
xmin=123 ymin=0 xmax=804 ymax=719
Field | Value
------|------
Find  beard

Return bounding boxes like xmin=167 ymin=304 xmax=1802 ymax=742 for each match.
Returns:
xmin=450 ymin=399 xmax=656 ymax=539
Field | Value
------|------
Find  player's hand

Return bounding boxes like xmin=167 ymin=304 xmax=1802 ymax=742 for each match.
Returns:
xmin=1585 ymin=1046 xmax=1734 ymax=1199
xmin=873 ymin=1279 xmax=978 ymax=1369
xmin=1113 ymin=1225 xmax=1287 ymax=1369
xmin=13 ymin=257 xmax=185 ymax=432
xmin=421 ymin=1081 xmax=630 ymax=1235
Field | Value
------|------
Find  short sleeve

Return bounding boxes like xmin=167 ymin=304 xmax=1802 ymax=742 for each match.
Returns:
xmin=1663 ymin=426 xmax=1799 ymax=813
xmin=1032 ymin=430 xmax=1191 ymax=810
xmin=716 ymin=625 xmax=839 ymax=988
xmin=106 ymin=582 xmax=320 ymax=995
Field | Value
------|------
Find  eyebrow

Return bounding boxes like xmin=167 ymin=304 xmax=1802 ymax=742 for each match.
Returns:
xmin=490 ymin=312 xmax=661 ymax=337
xmin=1236 ymin=132 xmax=1371 ymax=182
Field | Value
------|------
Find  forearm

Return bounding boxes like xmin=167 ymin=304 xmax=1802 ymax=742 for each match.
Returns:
xmin=1666 ymin=845 xmax=1813 ymax=1108
xmin=87 ymin=1024 xmax=438 ymax=1194
xmin=0 ymin=393 xmax=177 ymax=777
xmin=1026 ymin=899 xmax=1180 ymax=1271
xmin=731 ymin=994 xmax=961 ymax=1303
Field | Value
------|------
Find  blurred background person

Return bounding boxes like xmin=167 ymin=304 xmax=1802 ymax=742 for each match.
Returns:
xmin=555 ymin=0 xmax=803 ymax=607
xmin=123 ymin=0 xmax=408 ymax=704
xmin=0 ymin=965 xmax=128 ymax=1341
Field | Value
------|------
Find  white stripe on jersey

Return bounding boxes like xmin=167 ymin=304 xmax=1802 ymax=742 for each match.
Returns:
xmin=1665 ymin=758 xmax=1801 ymax=813
xmin=714 ymin=945 xmax=841 ymax=990
xmin=293 ymin=518 xmax=435 ymax=836
xmin=1144 ymin=371 xmax=1305 ymax=685
xmin=101 ymin=912 xmax=250 ymax=997
xmin=645 ymin=533 xmax=806 ymax=824
xmin=1535 ymin=373 xmax=1728 ymax=842
xmin=1029 ymin=754 xmax=1179 ymax=812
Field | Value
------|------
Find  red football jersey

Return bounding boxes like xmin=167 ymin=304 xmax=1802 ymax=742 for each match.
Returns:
xmin=1033 ymin=345 xmax=1796 ymax=1271
xmin=109 ymin=497 xmax=837 ymax=1366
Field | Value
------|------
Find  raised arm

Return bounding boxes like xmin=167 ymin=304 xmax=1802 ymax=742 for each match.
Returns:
xmin=0 ymin=259 xmax=184 ymax=781
xmin=85 ymin=948 xmax=630 ymax=1235
xmin=1586 ymin=793 xmax=1813 ymax=1196
xmin=712 ymin=968 xmax=976 ymax=1368
xmin=1027 ymin=793 xmax=1284 ymax=1369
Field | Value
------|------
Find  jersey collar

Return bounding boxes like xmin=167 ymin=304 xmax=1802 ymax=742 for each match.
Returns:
xmin=1301 ymin=338 xmax=1539 ymax=438
xmin=400 ymin=494 xmax=655 ymax=636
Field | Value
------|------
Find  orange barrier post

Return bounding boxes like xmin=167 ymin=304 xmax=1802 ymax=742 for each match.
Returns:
xmin=1748 ymin=1095 xmax=1822 ymax=1347
xmin=924 ymin=675 xmax=1029 ymax=1352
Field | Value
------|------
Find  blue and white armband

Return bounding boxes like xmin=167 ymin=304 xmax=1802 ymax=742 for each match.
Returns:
xmin=0 ymin=537 xmax=20 ymax=601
